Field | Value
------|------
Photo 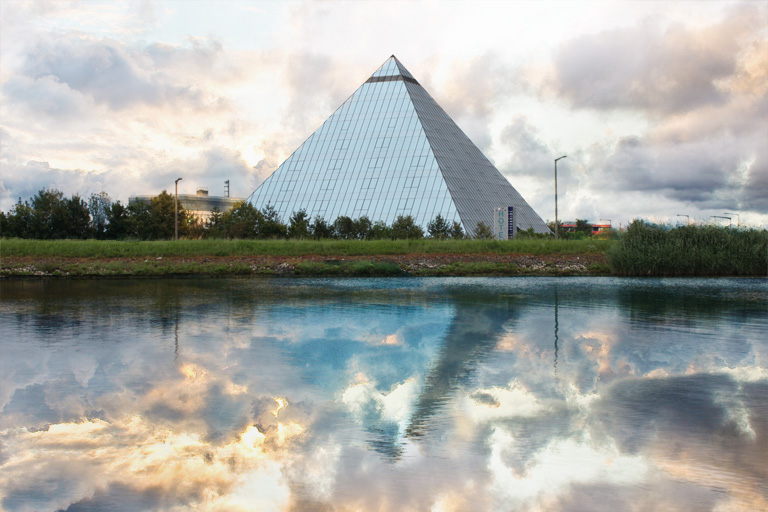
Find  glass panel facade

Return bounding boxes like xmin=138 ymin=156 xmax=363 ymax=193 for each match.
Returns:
xmin=247 ymin=56 xmax=549 ymax=234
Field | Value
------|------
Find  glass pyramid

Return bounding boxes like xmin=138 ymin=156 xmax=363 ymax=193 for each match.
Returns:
xmin=246 ymin=56 xmax=550 ymax=235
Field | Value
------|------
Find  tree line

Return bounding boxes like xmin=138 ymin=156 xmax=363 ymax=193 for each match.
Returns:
xmin=1 ymin=188 xmax=485 ymax=240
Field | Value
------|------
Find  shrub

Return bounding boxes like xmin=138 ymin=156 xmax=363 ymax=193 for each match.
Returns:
xmin=472 ymin=221 xmax=493 ymax=240
xmin=391 ymin=215 xmax=424 ymax=239
xmin=427 ymin=214 xmax=450 ymax=239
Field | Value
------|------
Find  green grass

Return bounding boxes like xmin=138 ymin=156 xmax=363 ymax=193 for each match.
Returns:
xmin=4 ymin=228 xmax=766 ymax=277
xmin=0 ymin=237 xmax=612 ymax=258
xmin=609 ymin=222 xmax=768 ymax=276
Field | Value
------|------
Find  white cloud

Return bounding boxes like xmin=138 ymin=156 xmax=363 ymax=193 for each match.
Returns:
xmin=1 ymin=1 xmax=766 ymax=226
xmin=487 ymin=428 xmax=649 ymax=507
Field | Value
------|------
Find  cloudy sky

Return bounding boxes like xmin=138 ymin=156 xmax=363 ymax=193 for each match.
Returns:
xmin=1 ymin=0 xmax=766 ymax=228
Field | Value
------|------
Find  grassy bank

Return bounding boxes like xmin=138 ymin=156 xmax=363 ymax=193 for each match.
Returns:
xmin=0 ymin=237 xmax=612 ymax=258
xmin=0 ymin=238 xmax=609 ymax=277
xmin=2 ymin=226 xmax=765 ymax=277
xmin=609 ymin=222 xmax=767 ymax=276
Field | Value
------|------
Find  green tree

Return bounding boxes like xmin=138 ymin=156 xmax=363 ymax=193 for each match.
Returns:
xmin=353 ymin=216 xmax=373 ymax=240
xmin=2 ymin=199 xmax=34 ymax=238
xmin=575 ymin=219 xmax=592 ymax=236
xmin=288 ymin=209 xmax=311 ymax=239
xmin=259 ymin=204 xmax=287 ymax=239
xmin=105 ymin=201 xmax=129 ymax=239
xmin=150 ymin=191 xmax=186 ymax=239
xmin=221 ymin=201 xmax=262 ymax=239
xmin=547 ymin=220 xmax=562 ymax=236
xmin=427 ymin=214 xmax=450 ymax=239
xmin=472 ymin=221 xmax=493 ymax=239
xmin=207 ymin=206 xmax=224 ymax=238
xmin=310 ymin=216 xmax=334 ymax=239
xmin=185 ymin=216 xmax=207 ymax=239
xmin=391 ymin=215 xmax=424 ymax=239
xmin=126 ymin=198 xmax=153 ymax=239
xmin=30 ymin=188 xmax=68 ymax=238
xmin=449 ymin=221 xmax=464 ymax=239
xmin=370 ymin=220 xmax=392 ymax=240
xmin=64 ymin=195 xmax=91 ymax=239
xmin=334 ymin=216 xmax=355 ymax=239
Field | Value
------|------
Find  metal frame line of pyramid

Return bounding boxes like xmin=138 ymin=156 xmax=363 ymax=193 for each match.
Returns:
xmin=247 ymin=55 xmax=550 ymax=235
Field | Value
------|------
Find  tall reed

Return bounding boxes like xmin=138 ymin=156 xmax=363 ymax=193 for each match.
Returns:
xmin=609 ymin=221 xmax=767 ymax=276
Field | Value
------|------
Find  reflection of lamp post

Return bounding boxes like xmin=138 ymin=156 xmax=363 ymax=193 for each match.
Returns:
xmin=554 ymin=155 xmax=567 ymax=239
xmin=553 ymin=285 xmax=559 ymax=378
xmin=677 ymin=214 xmax=690 ymax=226
xmin=724 ymin=212 xmax=739 ymax=228
xmin=712 ymin=215 xmax=731 ymax=227
xmin=599 ymin=219 xmax=612 ymax=230
xmin=175 ymin=177 xmax=182 ymax=240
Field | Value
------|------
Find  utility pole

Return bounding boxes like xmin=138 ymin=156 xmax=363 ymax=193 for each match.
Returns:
xmin=225 ymin=180 xmax=230 ymax=198
xmin=554 ymin=155 xmax=567 ymax=239
xmin=175 ymin=177 xmax=183 ymax=240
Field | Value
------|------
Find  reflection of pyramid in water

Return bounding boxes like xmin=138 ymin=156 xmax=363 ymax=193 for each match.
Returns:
xmin=247 ymin=56 xmax=550 ymax=234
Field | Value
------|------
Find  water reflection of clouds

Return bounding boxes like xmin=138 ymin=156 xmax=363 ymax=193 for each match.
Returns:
xmin=0 ymin=278 xmax=766 ymax=511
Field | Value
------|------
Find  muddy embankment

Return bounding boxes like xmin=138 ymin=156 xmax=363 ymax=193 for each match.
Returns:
xmin=1 ymin=253 xmax=611 ymax=278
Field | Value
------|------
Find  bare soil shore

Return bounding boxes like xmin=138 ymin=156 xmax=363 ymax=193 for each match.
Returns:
xmin=0 ymin=252 xmax=611 ymax=278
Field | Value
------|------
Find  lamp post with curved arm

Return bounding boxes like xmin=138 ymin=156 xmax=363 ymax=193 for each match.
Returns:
xmin=724 ymin=212 xmax=739 ymax=228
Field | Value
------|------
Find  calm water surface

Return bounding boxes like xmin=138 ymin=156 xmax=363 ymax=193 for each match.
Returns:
xmin=0 ymin=277 xmax=766 ymax=511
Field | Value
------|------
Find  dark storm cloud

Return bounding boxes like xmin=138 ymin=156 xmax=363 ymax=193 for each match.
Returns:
xmin=599 ymin=130 xmax=767 ymax=211
xmin=552 ymin=479 xmax=720 ymax=512
xmin=592 ymin=374 xmax=742 ymax=453
xmin=550 ymin=4 xmax=761 ymax=114
xmin=3 ymin=33 xmax=215 ymax=114
xmin=607 ymin=136 xmax=729 ymax=200
xmin=587 ymin=374 xmax=768 ymax=499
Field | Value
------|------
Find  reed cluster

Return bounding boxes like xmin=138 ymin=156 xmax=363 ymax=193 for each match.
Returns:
xmin=609 ymin=221 xmax=767 ymax=276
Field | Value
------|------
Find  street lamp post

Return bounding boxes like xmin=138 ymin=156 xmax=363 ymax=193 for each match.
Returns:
xmin=724 ymin=212 xmax=739 ymax=229
xmin=554 ymin=155 xmax=567 ymax=239
xmin=174 ymin=177 xmax=182 ymax=240
xmin=677 ymin=214 xmax=690 ymax=226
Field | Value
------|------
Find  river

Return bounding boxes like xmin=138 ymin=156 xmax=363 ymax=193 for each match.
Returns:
xmin=1 ymin=277 xmax=766 ymax=511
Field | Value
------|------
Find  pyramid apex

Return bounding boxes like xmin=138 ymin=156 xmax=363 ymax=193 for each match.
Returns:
xmin=370 ymin=55 xmax=415 ymax=81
